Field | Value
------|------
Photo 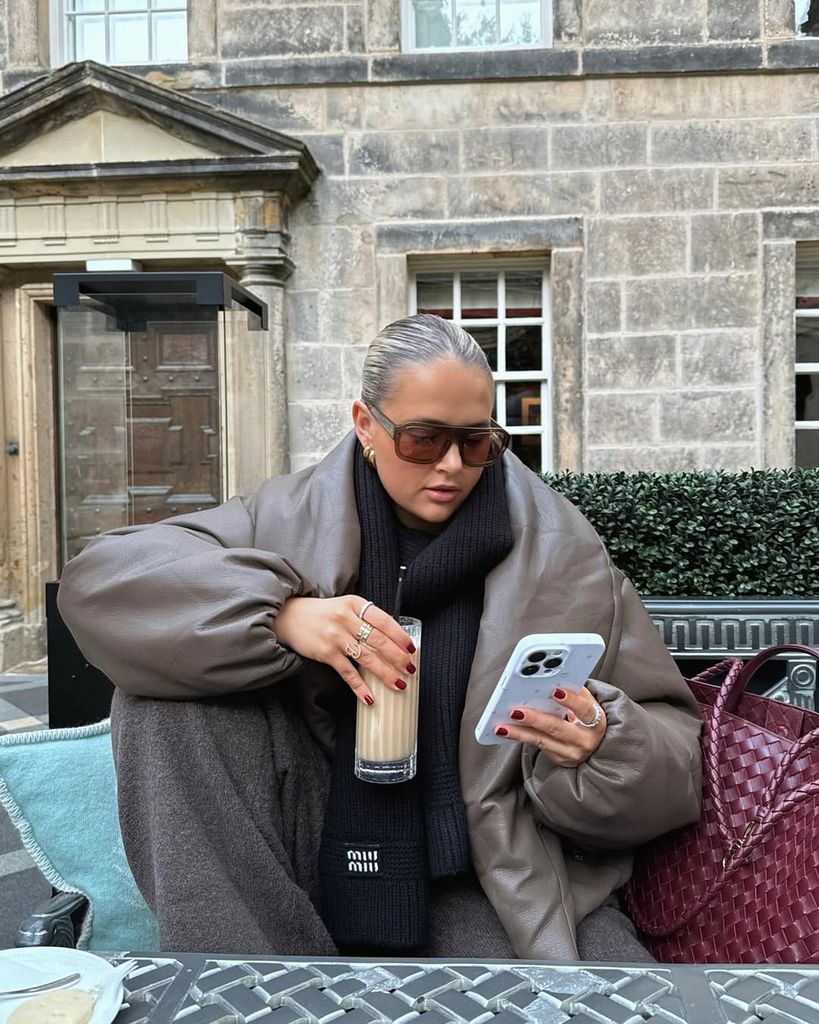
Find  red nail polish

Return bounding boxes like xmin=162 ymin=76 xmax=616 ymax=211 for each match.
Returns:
xmin=406 ymin=663 xmax=416 ymax=674
xmin=395 ymin=678 xmax=407 ymax=690
xmin=364 ymin=694 xmax=375 ymax=706
xmin=511 ymin=709 xmax=525 ymax=721
xmin=496 ymin=726 xmax=509 ymax=737
xmin=407 ymin=642 xmax=416 ymax=654
xmin=553 ymin=688 xmax=566 ymax=700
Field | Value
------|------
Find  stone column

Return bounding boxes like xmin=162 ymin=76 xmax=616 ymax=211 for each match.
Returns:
xmin=223 ymin=260 xmax=293 ymax=497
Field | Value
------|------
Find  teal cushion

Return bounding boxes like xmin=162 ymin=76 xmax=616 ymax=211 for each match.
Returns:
xmin=0 ymin=719 xmax=158 ymax=951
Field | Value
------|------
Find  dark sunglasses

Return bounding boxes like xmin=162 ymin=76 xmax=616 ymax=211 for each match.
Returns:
xmin=368 ymin=404 xmax=510 ymax=467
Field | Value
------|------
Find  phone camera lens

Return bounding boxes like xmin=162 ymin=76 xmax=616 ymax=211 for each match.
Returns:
xmin=526 ymin=651 xmax=546 ymax=663
xmin=521 ymin=664 xmax=539 ymax=676
xmin=543 ymin=657 xmax=563 ymax=670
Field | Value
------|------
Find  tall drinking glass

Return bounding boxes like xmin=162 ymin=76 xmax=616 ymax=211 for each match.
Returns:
xmin=354 ymin=616 xmax=422 ymax=784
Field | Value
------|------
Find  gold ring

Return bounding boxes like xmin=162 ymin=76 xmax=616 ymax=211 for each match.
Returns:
xmin=574 ymin=702 xmax=603 ymax=729
xmin=358 ymin=600 xmax=374 ymax=621
xmin=345 ymin=640 xmax=362 ymax=660
xmin=356 ymin=622 xmax=374 ymax=643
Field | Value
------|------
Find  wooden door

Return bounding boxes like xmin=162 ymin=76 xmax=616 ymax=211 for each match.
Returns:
xmin=61 ymin=318 xmax=222 ymax=561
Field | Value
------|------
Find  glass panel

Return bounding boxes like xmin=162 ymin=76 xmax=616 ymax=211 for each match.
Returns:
xmin=416 ymin=272 xmax=454 ymax=318
xmin=154 ymin=0 xmax=187 ymax=8
xmin=506 ymin=381 xmax=541 ymax=427
xmin=153 ymin=10 xmax=188 ymax=61
xmin=510 ymin=434 xmax=542 ymax=472
xmin=506 ymin=324 xmax=542 ymax=371
xmin=73 ymin=15 xmax=107 ymax=61
xmin=455 ymin=0 xmax=498 ymax=46
xmin=461 ymin=271 xmax=497 ymax=319
xmin=796 ymin=429 xmax=819 ymax=467
xmin=796 ymin=319 xmax=819 ymax=364
xmin=111 ymin=0 xmax=148 ymax=10
xmin=70 ymin=0 xmax=105 ymax=11
xmin=500 ymin=0 xmax=541 ymax=43
xmin=796 ymin=264 xmax=819 ymax=307
xmin=506 ymin=270 xmax=542 ymax=316
xmin=796 ymin=372 xmax=819 ymax=422
xmin=58 ymin=309 xmax=129 ymax=563
xmin=412 ymin=0 xmax=453 ymax=47
xmin=110 ymin=13 xmax=150 ymax=61
xmin=469 ymin=326 xmax=498 ymax=371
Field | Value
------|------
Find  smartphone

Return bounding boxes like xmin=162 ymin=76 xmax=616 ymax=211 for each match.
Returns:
xmin=474 ymin=632 xmax=606 ymax=746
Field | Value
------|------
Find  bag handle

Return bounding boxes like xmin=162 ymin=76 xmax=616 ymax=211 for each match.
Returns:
xmin=705 ymin=645 xmax=819 ymax=850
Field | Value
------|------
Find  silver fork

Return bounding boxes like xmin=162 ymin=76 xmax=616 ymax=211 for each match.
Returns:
xmin=0 ymin=971 xmax=81 ymax=998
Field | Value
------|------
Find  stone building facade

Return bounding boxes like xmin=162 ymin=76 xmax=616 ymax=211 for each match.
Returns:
xmin=0 ymin=0 xmax=818 ymax=666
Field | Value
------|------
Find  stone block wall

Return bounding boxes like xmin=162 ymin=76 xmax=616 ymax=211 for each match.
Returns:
xmin=0 ymin=0 xmax=814 ymax=475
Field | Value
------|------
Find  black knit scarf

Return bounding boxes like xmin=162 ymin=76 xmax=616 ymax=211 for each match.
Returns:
xmin=317 ymin=450 xmax=513 ymax=949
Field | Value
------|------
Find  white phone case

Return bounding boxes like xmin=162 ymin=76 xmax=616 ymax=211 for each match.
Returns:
xmin=474 ymin=632 xmax=606 ymax=746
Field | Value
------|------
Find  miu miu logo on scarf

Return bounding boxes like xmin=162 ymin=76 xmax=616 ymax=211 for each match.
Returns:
xmin=346 ymin=847 xmax=380 ymax=873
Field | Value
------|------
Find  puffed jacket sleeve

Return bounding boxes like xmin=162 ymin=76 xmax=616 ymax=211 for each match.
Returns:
xmin=522 ymin=571 xmax=703 ymax=849
xmin=57 ymin=495 xmax=318 ymax=700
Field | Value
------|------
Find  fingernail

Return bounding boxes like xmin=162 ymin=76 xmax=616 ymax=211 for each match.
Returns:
xmin=553 ymin=688 xmax=566 ymax=700
xmin=406 ymin=642 xmax=416 ymax=654
xmin=495 ymin=726 xmax=509 ymax=737
xmin=510 ymin=709 xmax=525 ymax=721
xmin=364 ymin=694 xmax=375 ymax=706
xmin=405 ymin=663 xmax=416 ymax=674
xmin=395 ymin=678 xmax=407 ymax=691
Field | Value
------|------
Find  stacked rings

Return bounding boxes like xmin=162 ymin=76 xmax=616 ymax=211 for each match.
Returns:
xmin=356 ymin=621 xmax=374 ymax=643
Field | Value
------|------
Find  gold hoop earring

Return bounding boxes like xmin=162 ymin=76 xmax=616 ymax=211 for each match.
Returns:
xmin=363 ymin=445 xmax=377 ymax=469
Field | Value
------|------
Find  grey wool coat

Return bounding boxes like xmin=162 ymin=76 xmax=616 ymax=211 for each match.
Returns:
xmin=58 ymin=431 xmax=703 ymax=959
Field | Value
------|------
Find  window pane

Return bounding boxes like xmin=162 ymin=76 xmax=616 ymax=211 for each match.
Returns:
xmin=797 ymin=429 xmax=819 ymax=467
xmin=70 ymin=0 xmax=105 ymax=11
xmin=111 ymin=0 xmax=148 ymax=10
xmin=455 ymin=0 xmax=498 ymax=46
xmin=796 ymin=265 xmax=819 ymax=308
xmin=506 ymin=324 xmax=542 ymax=371
xmin=506 ymin=270 xmax=542 ymax=316
xmin=74 ymin=15 xmax=107 ymax=60
xmin=500 ymin=0 xmax=541 ymax=43
xmin=461 ymin=271 xmax=497 ymax=318
xmin=153 ymin=10 xmax=188 ymax=61
xmin=796 ymin=373 xmax=819 ymax=421
xmin=510 ymin=434 xmax=542 ymax=472
xmin=110 ymin=13 xmax=150 ymax=62
xmin=469 ymin=326 xmax=498 ymax=371
xmin=416 ymin=272 xmax=453 ymax=318
xmin=155 ymin=0 xmax=187 ymax=8
xmin=412 ymin=0 xmax=453 ymax=47
xmin=796 ymin=320 xmax=819 ymax=364
xmin=506 ymin=381 xmax=541 ymax=427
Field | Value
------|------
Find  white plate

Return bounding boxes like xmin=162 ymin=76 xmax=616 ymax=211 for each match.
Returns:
xmin=0 ymin=948 xmax=125 ymax=1024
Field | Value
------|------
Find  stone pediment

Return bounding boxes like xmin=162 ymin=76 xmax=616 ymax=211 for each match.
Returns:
xmin=0 ymin=60 xmax=317 ymax=198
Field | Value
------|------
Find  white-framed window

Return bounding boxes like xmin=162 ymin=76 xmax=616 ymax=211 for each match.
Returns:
xmin=409 ymin=258 xmax=552 ymax=473
xmin=794 ymin=255 xmax=819 ymax=468
xmin=402 ymin=0 xmax=553 ymax=52
xmin=52 ymin=0 xmax=188 ymax=66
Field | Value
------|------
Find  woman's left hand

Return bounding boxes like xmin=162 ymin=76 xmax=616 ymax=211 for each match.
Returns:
xmin=495 ymin=684 xmax=607 ymax=768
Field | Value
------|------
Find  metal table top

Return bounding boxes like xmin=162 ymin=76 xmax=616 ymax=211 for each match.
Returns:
xmin=103 ymin=954 xmax=819 ymax=1024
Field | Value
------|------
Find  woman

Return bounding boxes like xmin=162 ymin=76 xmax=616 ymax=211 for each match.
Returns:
xmin=58 ymin=314 xmax=702 ymax=960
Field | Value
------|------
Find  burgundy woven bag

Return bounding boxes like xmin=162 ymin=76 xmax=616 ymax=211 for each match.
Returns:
xmin=624 ymin=643 xmax=819 ymax=963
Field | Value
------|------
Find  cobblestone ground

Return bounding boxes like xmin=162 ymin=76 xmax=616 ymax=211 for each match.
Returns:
xmin=0 ymin=667 xmax=51 ymax=949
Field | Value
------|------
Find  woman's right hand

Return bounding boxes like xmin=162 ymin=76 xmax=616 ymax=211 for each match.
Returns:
xmin=275 ymin=596 xmax=417 ymax=705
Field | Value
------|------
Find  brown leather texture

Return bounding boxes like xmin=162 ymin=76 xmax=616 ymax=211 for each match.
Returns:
xmin=625 ymin=646 xmax=819 ymax=963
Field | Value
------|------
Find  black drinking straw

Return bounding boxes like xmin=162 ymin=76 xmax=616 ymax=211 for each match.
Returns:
xmin=393 ymin=564 xmax=407 ymax=618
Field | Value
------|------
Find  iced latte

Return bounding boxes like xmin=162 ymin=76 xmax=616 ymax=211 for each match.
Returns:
xmin=354 ymin=616 xmax=422 ymax=783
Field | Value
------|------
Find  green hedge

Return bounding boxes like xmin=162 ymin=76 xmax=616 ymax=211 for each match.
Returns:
xmin=542 ymin=468 xmax=819 ymax=598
